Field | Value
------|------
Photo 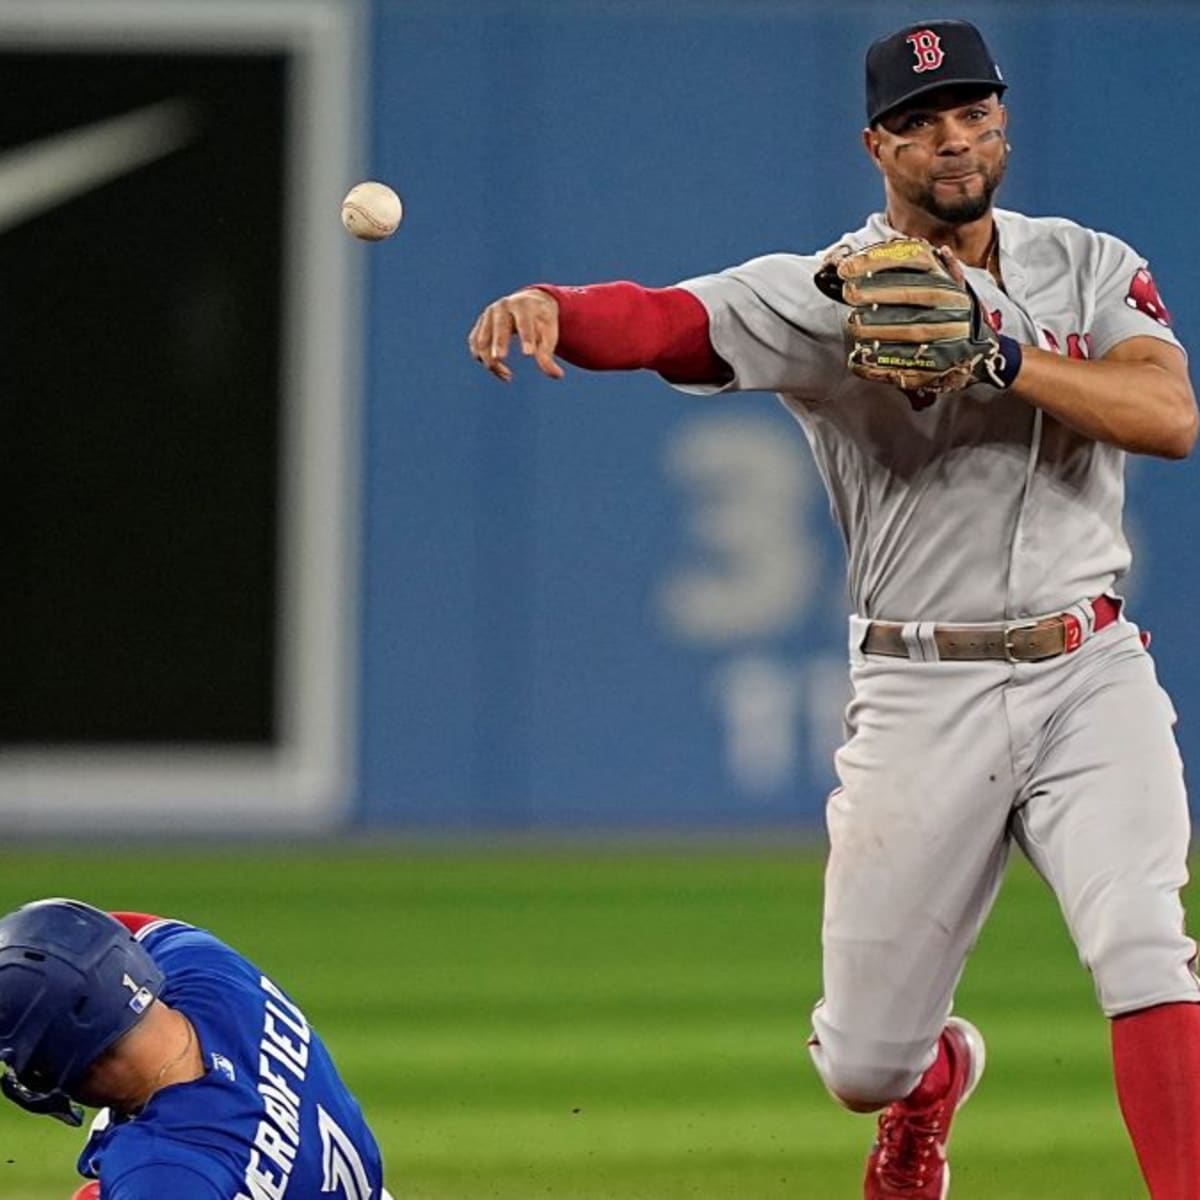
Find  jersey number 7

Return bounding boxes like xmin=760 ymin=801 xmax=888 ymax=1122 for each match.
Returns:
xmin=317 ymin=1107 xmax=374 ymax=1200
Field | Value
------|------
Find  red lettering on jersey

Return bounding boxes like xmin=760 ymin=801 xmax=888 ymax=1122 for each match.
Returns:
xmin=906 ymin=30 xmax=945 ymax=72
xmin=985 ymin=308 xmax=1002 ymax=332
xmin=1126 ymin=267 xmax=1172 ymax=327
xmin=1042 ymin=330 xmax=1093 ymax=359
xmin=1066 ymin=333 xmax=1093 ymax=360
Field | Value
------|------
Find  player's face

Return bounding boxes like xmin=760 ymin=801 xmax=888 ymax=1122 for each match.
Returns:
xmin=867 ymin=90 xmax=1008 ymax=225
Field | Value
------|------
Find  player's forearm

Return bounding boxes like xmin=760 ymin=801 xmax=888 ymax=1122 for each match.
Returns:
xmin=532 ymin=282 xmax=730 ymax=383
xmin=1011 ymin=346 xmax=1198 ymax=459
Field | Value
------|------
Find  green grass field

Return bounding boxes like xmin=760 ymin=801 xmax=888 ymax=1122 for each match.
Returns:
xmin=0 ymin=844 xmax=1154 ymax=1198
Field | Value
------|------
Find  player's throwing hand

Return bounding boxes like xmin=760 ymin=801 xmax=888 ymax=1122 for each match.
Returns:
xmin=468 ymin=288 xmax=565 ymax=382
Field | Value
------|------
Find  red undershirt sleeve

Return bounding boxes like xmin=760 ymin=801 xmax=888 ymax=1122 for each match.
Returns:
xmin=109 ymin=913 xmax=164 ymax=936
xmin=531 ymin=281 xmax=731 ymax=385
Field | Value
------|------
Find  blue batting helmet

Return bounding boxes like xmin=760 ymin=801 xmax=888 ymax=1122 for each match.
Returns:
xmin=0 ymin=900 xmax=164 ymax=1107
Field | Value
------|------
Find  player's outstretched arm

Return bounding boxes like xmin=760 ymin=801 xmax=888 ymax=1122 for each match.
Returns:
xmin=468 ymin=288 xmax=565 ymax=383
xmin=468 ymin=282 xmax=728 ymax=385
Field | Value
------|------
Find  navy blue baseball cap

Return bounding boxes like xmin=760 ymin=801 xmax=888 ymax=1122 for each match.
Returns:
xmin=866 ymin=19 xmax=1006 ymax=125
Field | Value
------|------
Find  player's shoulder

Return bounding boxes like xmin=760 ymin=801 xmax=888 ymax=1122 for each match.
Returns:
xmin=685 ymin=214 xmax=881 ymax=286
xmin=678 ymin=249 xmax=830 ymax=320
xmin=996 ymin=208 xmax=1142 ymax=263
xmin=137 ymin=918 xmax=246 ymax=970
xmin=137 ymin=920 xmax=268 ymax=1018
xmin=996 ymin=208 xmax=1088 ymax=237
xmin=720 ymin=250 xmax=824 ymax=282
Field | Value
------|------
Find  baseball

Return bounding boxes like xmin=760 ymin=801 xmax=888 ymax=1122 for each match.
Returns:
xmin=340 ymin=181 xmax=403 ymax=241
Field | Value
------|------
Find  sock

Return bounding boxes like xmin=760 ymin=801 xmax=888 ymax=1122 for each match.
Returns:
xmin=902 ymin=1030 xmax=953 ymax=1109
xmin=1112 ymin=1002 xmax=1200 ymax=1198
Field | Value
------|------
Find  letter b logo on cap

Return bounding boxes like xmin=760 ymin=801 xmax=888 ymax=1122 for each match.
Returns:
xmin=906 ymin=30 xmax=945 ymax=73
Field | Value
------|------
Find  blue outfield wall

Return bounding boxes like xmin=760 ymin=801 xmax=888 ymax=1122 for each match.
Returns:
xmin=357 ymin=0 xmax=1200 ymax=828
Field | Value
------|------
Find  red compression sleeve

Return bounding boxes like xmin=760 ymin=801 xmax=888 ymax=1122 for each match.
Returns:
xmin=71 ymin=1184 xmax=100 ymax=1200
xmin=531 ymin=282 xmax=730 ymax=385
xmin=110 ymin=912 xmax=163 ymax=935
xmin=1112 ymin=1002 xmax=1200 ymax=1197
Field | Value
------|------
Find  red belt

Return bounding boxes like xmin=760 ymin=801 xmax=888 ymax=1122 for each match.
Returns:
xmin=861 ymin=595 xmax=1121 ymax=663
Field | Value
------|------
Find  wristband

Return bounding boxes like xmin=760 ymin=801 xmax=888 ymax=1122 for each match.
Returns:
xmin=994 ymin=334 xmax=1023 ymax=389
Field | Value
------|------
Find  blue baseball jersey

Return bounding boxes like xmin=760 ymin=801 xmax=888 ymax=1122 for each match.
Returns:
xmin=76 ymin=920 xmax=385 ymax=1200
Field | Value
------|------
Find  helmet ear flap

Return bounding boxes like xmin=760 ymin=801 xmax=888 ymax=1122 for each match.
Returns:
xmin=0 ymin=1069 xmax=84 ymax=1126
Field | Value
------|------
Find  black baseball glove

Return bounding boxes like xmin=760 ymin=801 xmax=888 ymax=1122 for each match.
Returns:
xmin=813 ymin=237 xmax=1018 ymax=394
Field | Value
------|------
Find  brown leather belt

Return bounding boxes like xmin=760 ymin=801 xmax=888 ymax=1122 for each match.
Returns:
xmin=861 ymin=595 xmax=1120 ymax=663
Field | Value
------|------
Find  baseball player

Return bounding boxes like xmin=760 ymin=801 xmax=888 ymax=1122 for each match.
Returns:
xmin=467 ymin=18 xmax=1200 ymax=1199
xmin=0 ymin=898 xmax=392 ymax=1200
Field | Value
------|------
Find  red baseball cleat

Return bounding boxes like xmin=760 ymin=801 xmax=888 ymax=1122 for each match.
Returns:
xmin=864 ymin=1017 xmax=986 ymax=1198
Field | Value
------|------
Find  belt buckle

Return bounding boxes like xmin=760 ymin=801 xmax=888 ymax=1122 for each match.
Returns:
xmin=1002 ymin=620 xmax=1040 ymax=663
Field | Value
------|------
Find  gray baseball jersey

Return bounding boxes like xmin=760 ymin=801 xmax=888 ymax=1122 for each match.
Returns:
xmin=667 ymin=208 xmax=1198 ymax=1107
xmin=674 ymin=207 xmax=1182 ymax=622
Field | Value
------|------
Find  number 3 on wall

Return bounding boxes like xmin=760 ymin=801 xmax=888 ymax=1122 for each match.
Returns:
xmin=658 ymin=415 xmax=821 ymax=643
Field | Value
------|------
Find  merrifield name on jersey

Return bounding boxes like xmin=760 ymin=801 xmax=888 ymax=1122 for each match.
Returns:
xmin=235 ymin=976 xmax=312 ymax=1200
